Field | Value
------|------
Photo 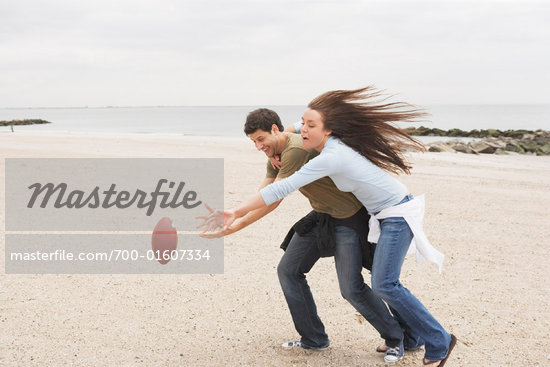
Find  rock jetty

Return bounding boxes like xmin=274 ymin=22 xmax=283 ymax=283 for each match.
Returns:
xmin=406 ymin=127 xmax=550 ymax=156
xmin=1 ymin=119 xmax=52 ymax=126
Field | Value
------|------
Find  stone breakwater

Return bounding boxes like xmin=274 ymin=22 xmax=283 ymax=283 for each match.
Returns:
xmin=1 ymin=119 xmax=51 ymax=126
xmin=422 ymin=130 xmax=550 ymax=156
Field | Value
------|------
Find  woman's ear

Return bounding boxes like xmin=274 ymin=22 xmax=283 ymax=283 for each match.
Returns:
xmin=320 ymin=117 xmax=331 ymax=136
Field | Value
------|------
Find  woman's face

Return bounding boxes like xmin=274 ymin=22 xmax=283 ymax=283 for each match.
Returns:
xmin=300 ymin=108 xmax=331 ymax=152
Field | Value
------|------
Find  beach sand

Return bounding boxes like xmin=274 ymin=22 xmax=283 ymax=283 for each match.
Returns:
xmin=1 ymin=131 xmax=549 ymax=366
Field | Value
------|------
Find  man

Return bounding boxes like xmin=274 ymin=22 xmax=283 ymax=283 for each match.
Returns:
xmin=202 ymin=108 xmax=407 ymax=361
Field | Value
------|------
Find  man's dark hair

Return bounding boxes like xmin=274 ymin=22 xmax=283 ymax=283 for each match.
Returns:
xmin=244 ymin=108 xmax=284 ymax=135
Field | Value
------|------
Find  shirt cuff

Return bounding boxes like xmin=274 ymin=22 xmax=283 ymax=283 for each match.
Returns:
xmin=293 ymin=121 xmax=302 ymax=133
xmin=260 ymin=186 xmax=279 ymax=206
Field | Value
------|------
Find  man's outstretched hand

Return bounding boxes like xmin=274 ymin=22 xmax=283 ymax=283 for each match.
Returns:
xmin=199 ymin=227 xmax=231 ymax=238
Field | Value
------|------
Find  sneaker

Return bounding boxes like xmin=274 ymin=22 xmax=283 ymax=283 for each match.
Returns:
xmin=384 ymin=340 xmax=404 ymax=363
xmin=281 ymin=340 xmax=329 ymax=350
xmin=377 ymin=343 xmax=424 ymax=353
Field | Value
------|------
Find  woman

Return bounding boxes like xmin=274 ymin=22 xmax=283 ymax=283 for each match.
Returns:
xmin=205 ymin=87 xmax=456 ymax=366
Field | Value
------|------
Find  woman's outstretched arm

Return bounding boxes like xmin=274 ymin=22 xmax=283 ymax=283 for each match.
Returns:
xmin=198 ymin=192 xmax=268 ymax=232
xmin=200 ymin=150 xmax=336 ymax=231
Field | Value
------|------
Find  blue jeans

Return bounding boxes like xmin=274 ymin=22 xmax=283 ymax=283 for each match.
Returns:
xmin=277 ymin=223 xmax=403 ymax=348
xmin=371 ymin=195 xmax=451 ymax=360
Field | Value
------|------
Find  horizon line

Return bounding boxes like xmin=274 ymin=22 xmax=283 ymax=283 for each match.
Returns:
xmin=2 ymin=103 xmax=550 ymax=110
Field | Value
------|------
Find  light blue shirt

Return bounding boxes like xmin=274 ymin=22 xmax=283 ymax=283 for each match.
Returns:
xmin=260 ymin=136 xmax=408 ymax=213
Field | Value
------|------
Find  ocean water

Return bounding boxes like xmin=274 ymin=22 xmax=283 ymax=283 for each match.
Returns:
xmin=1 ymin=105 xmax=549 ymax=136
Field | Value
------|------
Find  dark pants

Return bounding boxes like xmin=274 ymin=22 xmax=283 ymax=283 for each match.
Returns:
xmin=277 ymin=223 xmax=403 ymax=348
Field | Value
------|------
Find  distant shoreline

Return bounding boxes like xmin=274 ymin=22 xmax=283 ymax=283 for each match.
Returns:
xmin=3 ymin=119 xmax=547 ymax=138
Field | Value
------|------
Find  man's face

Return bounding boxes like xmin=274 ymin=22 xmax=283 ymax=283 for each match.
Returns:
xmin=248 ymin=127 xmax=279 ymax=158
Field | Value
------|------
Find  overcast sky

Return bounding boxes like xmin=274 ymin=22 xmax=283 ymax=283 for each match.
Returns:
xmin=1 ymin=0 xmax=549 ymax=107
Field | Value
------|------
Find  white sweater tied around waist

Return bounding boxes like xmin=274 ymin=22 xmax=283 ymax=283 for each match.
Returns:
xmin=367 ymin=194 xmax=445 ymax=273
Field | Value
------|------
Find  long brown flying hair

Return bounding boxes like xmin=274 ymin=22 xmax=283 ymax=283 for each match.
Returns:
xmin=307 ymin=86 xmax=426 ymax=174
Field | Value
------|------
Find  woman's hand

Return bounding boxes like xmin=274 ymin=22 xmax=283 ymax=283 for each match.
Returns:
xmin=196 ymin=203 xmax=237 ymax=233
xmin=197 ymin=194 xmax=266 ymax=235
